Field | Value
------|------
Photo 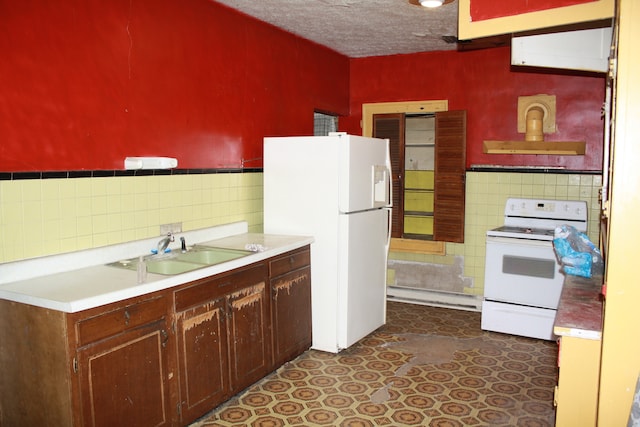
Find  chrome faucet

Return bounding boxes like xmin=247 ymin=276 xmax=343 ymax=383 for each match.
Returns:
xmin=157 ymin=232 xmax=174 ymax=254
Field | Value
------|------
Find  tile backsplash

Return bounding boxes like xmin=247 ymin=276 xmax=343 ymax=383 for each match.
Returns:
xmin=0 ymin=172 xmax=264 ymax=262
xmin=390 ymin=171 xmax=602 ymax=295
xmin=1 ymin=169 xmax=603 ymax=299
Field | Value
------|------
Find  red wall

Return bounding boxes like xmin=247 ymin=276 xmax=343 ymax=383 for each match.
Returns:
xmin=1 ymin=1 xmax=605 ymax=172
xmin=344 ymin=47 xmax=606 ymax=171
xmin=470 ymin=0 xmax=595 ymax=21
xmin=0 ymin=0 xmax=349 ymax=171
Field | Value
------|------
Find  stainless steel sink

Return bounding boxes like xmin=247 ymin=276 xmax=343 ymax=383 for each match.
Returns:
xmin=107 ymin=246 xmax=252 ymax=276
xmin=176 ymin=246 xmax=252 ymax=265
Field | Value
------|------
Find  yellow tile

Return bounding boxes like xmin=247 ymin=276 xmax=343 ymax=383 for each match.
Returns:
xmin=23 ymin=201 xmax=43 ymax=223
xmin=59 ymin=237 xmax=79 ymax=254
xmin=91 ymin=177 xmax=108 ymax=196
xmin=532 ymin=175 xmax=545 ymax=185
xmin=92 ymin=196 xmax=108 ymax=215
xmin=59 ymin=217 xmax=77 ymax=239
xmin=580 ymin=175 xmax=593 ymax=186
xmin=21 ymin=180 xmax=41 ymax=201
xmin=43 ymin=219 xmax=61 ymax=241
xmin=544 ymin=186 xmax=556 ymax=198
xmin=23 ymin=221 xmax=44 ymax=247
xmin=75 ymin=197 xmax=92 ymax=216
xmin=107 ymin=213 xmax=123 ymax=233
xmin=120 ymin=177 xmax=136 ymax=195
xmin=92 ymin=214 xmax=108 ymax=234
xmin=2 ymin=203 xmax=22 ymax=224
xmin=77 ymin=216 xmax=93 ymax=236
xmin=41 ymin=180 xmax=60 ymax=200
xmin=42 ymin=199 xmax=61 ymax=221
xmin=105 ymin=178 xmax=121 ymax=197
xmin=75 ymin=179 xmax=92 ymax=198
xmin=92 ymin=233 xmax=110 ymax=248
xmin=568 ymin=175 xmax=581 ymax=186
xmin=105 ymin=194 xmax=122 ymax=214
xmin=59 ymin=180 xmax=76 ymax=199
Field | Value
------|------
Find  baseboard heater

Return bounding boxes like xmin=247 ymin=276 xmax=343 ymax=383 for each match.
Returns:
xmin=387 ymin=285 xmax=482 ymax=312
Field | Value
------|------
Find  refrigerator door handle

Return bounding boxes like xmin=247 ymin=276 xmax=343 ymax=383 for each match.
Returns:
xmin=387 ymin=165 xmax=393 ymax=208
xmin=385 ymin=208 xmax=392 ymax=250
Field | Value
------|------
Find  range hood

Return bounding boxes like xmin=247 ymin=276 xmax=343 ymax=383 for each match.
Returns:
xmin=512 ymin=26 xmax=613 ymax=73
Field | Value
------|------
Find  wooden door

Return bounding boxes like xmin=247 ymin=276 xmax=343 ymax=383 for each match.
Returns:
xmin=175 ymin=297 xmax=229 ymax=423
xmin=433 ymin=110 xmax=466 ymax=243
xmin=271 ymin=265 xmax=312 ymax=365
xmin=227 ymin=279 xmax=272 ymax=393
xmin=76 ymin=320 xmax=171 ymax=427
xmin=372 ymin=113 xmax=405 ymax=237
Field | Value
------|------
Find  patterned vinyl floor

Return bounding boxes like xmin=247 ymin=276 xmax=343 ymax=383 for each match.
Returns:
xmin=190 ymin=301 xmax=557 ymax=426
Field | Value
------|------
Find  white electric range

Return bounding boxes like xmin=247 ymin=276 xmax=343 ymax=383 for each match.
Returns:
xmin=481 ymin=198 xmax=588 ymax=340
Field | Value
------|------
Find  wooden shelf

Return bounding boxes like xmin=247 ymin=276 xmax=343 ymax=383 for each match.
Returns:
xmin=483 ymin=140 xmax=586 ymax=155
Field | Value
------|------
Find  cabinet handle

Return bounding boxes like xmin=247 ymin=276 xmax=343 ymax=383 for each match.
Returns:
xmin=219 ymin=281 xmax=232 ymax=288
xmin=73 ymin=357 xmax=78 ymax=374
xmin=124 ymin=309 xmax=130 ymax=325
xmin=161 ymin=329 xmax=169 ymax=348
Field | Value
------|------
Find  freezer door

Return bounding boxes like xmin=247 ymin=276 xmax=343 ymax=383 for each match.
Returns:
xmin=338 ymin=135 xmax=391 ymax=213
xmin=337 ymin=208 xmax=389 ymax=350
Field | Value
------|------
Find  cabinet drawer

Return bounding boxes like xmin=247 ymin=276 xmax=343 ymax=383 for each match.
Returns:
xmin=76 ymin=295 xmax=168 ymax=347
xmin=269 ymin=247 xmax=311 ymax=278
xmin=175 ymin=263 xmax=268 ymax=312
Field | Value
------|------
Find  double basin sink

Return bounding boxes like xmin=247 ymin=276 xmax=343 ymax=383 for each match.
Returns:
xmin=107 ymin=245 xmax=253 ymax=276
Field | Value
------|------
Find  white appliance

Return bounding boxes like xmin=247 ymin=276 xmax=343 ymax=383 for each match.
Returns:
xmin=263 ymin=133 xmax=392 ymax=353
xmin=481 ymin=198 xmax=588 ymax=341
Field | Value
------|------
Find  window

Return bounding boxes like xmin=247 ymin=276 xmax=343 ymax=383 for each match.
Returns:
xmin=314 ymin=112 xmax=338 ymax=136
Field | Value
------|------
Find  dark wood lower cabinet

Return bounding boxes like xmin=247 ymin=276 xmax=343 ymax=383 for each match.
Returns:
xmin=270 ymin=248 xmax=312 ymax=367
xmin=0 ymin=245 xmax=311 ymax=427
xmin=175 ymin=296 xmax=228 ymax=422
xmin=226 ymin=280 xmax=272 ymax=393
xmin=76 ymin=320 xmax=171 ymax=427
xmin=174 ymin=263 xmax=271 ymax=424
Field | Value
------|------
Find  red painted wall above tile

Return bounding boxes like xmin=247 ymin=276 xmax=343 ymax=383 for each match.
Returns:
xmin=344 ymin=47 xmax=605 ymax=171
xmin=1 ymin=1 xmax=605 ymax=173
xmin=470 ymin=0 xmax=597 ymax=21
xmin=0 ymin=0 xmax=349 ymax=171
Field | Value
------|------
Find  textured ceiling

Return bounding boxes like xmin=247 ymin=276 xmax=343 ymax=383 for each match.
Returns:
xmin=211 ymin=0 xmax=460 ymax=58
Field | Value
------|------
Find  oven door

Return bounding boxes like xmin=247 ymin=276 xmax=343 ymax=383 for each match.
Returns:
xmin=484 ymin=236 xmax=563 ymax=309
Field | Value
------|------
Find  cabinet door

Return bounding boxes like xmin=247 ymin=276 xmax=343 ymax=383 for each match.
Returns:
xmin=227 ymin=280 xmax=272 ymax=392
xmin=271 ymin=266 xmax=312 ymax=366
xmin=175 ymin=297 xmax=229 ymax=423
xmin=76 ymin=319 xmax=171 ymax=427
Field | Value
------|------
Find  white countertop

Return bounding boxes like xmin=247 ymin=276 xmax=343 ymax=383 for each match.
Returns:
xmin=0 ymin=222 xmax=313 ymax=313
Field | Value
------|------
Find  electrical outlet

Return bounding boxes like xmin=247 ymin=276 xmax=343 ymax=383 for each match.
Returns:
xmin=160 ymin=222 xmax=182 ymax=235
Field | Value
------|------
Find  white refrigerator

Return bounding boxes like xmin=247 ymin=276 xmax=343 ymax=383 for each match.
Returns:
xmin=263 ymin=133 xmax=392 ymax=353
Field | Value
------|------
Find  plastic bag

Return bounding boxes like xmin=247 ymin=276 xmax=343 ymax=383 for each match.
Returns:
xmin=553 ymin=225 xmax=604 ymax=278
